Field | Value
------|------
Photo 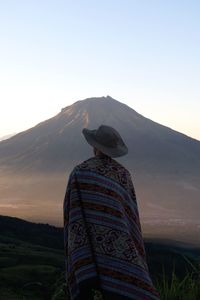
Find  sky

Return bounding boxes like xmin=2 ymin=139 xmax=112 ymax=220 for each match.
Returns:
xmin=0 ymin=0 xmax=200 ymax=140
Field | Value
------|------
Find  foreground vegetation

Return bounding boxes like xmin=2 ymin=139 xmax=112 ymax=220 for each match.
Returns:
xmin=0 ymin=239 xmax=65 ymax=299
xmin=156 ymin=256 xmax=200 ymax=300
xmin=1 ymin=240 xmax=200 ymax=300
xmin=0 ymin=215 xmax=200 ymax=299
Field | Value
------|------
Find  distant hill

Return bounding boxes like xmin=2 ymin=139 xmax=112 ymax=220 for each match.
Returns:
xmin=0 ymin=215 xmax=63 ymax=249
xmin=0 ymin=96 xmax=199 ymax=242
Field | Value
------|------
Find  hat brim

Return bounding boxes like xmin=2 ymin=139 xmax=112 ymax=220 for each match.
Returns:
xmin=82 ymin=128 xmax=128 ymax=158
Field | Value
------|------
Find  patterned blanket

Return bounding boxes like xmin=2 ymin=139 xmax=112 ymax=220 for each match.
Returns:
xmin=64 ymin=156 xmax=160 ymax=300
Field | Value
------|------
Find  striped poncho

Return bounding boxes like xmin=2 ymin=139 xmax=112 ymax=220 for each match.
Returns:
xmin=63 ymin=155 xmax=160 ymax=300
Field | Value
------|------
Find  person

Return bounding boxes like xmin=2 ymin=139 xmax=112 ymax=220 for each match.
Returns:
xmin=63 ymin=125 xmax=160 ymax=300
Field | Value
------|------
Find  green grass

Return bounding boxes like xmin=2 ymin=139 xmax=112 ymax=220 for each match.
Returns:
xmin=1 ymin=264 xmax=59 ymax=285
xmin=155 ymin=256 xmax=200 ymax=300
xmin=0 ymin=241 xmax=65 ymax=299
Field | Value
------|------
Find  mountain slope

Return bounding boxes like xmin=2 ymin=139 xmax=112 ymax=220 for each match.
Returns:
xmin=0 ymin=96 xmax=199 ymax=174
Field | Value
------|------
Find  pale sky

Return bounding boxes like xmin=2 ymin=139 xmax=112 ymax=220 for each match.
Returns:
xmin=0 ymin=0 xmax=200 ymax=140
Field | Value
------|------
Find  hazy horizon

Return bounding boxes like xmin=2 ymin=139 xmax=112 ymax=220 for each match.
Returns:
xmin=1 ymin=171 xmax=200 ymax=246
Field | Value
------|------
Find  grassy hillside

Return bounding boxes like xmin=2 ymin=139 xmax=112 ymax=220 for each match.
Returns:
xmin=0 ymin=216 xmax=65 ymax=299
xmin=0 ymin=215 xmax=200 ymax=299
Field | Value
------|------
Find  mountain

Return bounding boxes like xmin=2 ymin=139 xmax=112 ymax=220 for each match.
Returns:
xmin=0 ymin=96 xmax=200 ymax=243
xmin=0 ymin=96 xmax=199 ymax=173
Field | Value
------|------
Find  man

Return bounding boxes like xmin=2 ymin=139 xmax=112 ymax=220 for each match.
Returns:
xmin=63 ymin=125 xmax=160 ymax=300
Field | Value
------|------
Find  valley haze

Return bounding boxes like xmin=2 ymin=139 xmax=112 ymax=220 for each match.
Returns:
xmin=0 ymin=96 xmax=200 ymax=245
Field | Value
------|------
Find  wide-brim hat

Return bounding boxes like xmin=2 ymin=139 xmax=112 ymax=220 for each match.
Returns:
xmin=82 ymin=125 xmax=128 ymax=158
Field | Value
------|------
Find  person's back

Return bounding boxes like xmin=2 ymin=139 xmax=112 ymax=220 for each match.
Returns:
xmin=63 ymin=125 xmax=160 ymax=300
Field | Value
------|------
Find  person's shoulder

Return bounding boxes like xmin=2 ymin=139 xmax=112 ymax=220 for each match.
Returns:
xmin=111 ymin=158 xmax=130 ymax=174
xmin=71 ymin=157 xmax=96 ymax=174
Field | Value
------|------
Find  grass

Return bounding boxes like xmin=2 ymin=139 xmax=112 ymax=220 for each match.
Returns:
xmin=1 ymin=243 xmax=200 ymax=300
xmin=47 ymin=256 xmax=200 ymax=300
xmin=0 ymin=241 xmax=65 ymax=300
xmin=155 ymin=256 xmax=200 ymax=300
